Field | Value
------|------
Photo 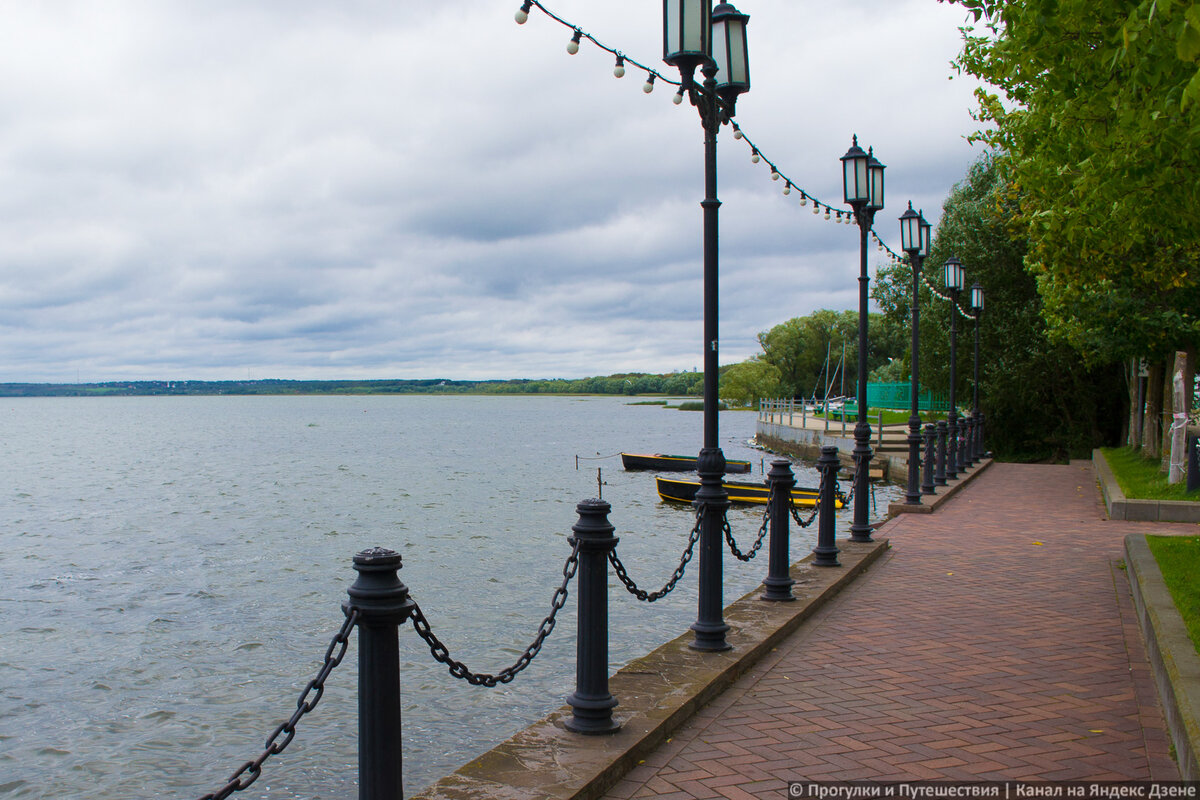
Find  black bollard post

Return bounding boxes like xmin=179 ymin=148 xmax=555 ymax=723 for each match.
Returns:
xmin=935 ymin=420 xmax=948 ymax=487
xmin=345 ymin=547 xmax=415 ymax=800
xmin=813 ymin=446 xmax=841 ymax=567
xmin=1188 ymin=433 xmax=1200 ymax=494
xmin=960 ymin=416 xmax=973 ymax=469
xmin=921 ymin=423 xmax=936 ymax=495
xmin=762 ymin=460 xmax=797 ymax=601
xmin=565 ymin=499 xmax=621 ymax=734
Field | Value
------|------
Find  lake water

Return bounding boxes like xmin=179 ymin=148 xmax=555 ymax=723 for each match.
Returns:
xmin=0 ymin=395 xmax=896 ymax=798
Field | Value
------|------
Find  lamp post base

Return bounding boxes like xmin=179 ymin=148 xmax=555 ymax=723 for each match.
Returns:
xmin=849 ymin=421 xmax=874 ymax=542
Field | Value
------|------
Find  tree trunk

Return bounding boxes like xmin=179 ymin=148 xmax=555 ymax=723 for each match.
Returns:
xmin=1169 ymin=351 xmax=1189 ymax=482
xmin=1125 ymin=358 xmax=1138 ymax=448
xmin=1144 ymin=360 xmax=1164 ymax=460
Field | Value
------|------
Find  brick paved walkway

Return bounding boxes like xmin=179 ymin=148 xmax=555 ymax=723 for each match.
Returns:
xmin=603 ymin=462 xmax=1183 ymax=798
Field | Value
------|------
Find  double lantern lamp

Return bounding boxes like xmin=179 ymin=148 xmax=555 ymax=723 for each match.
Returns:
xmin=663 ymin=0 xmax=750 ymax=104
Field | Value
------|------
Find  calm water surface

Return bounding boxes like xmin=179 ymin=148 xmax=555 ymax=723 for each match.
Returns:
xmin=0 ymin=395 xmax=895 ymax=798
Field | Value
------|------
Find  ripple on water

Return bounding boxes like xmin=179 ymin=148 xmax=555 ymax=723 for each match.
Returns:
xmin=0 ymin=396 xmax=899 ymax=798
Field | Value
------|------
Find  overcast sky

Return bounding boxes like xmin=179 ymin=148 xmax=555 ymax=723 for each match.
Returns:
xmin=0 ymin=0 xmax=986 ymax=383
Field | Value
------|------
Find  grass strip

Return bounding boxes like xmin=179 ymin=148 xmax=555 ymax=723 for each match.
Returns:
xmin=1101 ymin=446 xmax=1196 ymax=501
xmin=1146 ymin=535 xmax=1200 ymax=655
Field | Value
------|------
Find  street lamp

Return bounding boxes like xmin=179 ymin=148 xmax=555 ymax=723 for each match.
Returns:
xmin=943 ymin=255 xmax=965 ymax=479
xmin=970 ymin=281 xmax=985 ymax=462
xmin=898 ymin=202 xmax=929 ymax=504
xmin=841 ymin=136 xmax=884 ymax=541
xmin=663 ymin=0 xmax=750 ymax=653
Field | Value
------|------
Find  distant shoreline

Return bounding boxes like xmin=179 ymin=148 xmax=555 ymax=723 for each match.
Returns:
xmin=0 ymin=375 xmax=711 ymax=398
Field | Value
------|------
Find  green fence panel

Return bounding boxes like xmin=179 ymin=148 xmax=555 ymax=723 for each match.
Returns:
xmin=864 ymin=382 xmax=949 ymax=412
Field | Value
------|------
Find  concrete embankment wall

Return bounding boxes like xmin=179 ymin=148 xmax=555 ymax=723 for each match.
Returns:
xmin=756 ymin=420 xmax=905 ymax=484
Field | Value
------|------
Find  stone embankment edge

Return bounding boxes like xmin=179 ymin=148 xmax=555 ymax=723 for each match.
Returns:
xmin=1094 ymin=448 xmax=1200 ymax=523
xmin=885 ymin=458 xmax=993 ymax=516
xmin=1124 ymin=534 xmax=1200 ymax=779
xmin=408 ymin=538 xmax=889 ymax=800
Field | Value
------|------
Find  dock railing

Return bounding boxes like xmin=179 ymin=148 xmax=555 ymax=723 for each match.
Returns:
xmin=192 ymin=454 xmax=845 ymax=799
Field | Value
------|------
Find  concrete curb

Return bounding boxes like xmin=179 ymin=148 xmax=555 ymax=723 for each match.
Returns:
xmin=885 ymin=458 xmax=994 ymax=516
xmin=409 ymin=538 xmax=889 ymax=800
xmin=1095 ymin=449 xmax=1200 ymax=523
xmin=1124 ymin=534 xmax=1200 ymax=779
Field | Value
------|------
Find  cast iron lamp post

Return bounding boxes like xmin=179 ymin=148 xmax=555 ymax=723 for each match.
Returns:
xmin=943 ymin=255 xmax=965 ymax=479
xmin=840 ymin=136 xmax=885 ymax=541
xmin=970 ymin=281 xmax=985 ymax=462
xmin=663 ymin=0 xmax=750 ymax=652
xmin=898 ymin=202 xmax=930 ymax=504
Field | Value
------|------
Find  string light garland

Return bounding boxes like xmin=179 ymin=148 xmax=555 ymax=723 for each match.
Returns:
xmin=514 ymin=0 xmax=971 ymax=315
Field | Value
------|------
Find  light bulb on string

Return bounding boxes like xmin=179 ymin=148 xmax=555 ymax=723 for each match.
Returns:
xmin=567 ymin=29 xmax=582 ymax=54
xmin=613 ymin=56 xmax=625 ymax=78
xmin=750 ymin=149 xmax=760 ymax=164
xmin=782 ymin=182 xmax=791 ymax=196
xmin=812 ymin=203 xmax=820 ymax=215
xmin=733 ymin=127 xmax=743 ymax=139
xmin=515 ymin=1 xmax=531 ymax=24
xmin=643 ymin=74 xmax=656 ymax=93
xmin=824 ymin=208 xmax=831 ymax=220
xmin=799 ymin=194 xmax=808 ymax=207
xmin=770 ymin=169 xmax=780 ymax=181
xmin=673 ymin=86 xmax=684 ymax=105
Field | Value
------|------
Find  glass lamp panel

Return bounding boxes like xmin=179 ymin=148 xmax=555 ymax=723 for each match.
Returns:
xmin=899 ymin=205 xmax=919 ymax=252
xmin=944 ymin=257 xmax=964 ymax=290
xmin=663 ymin=0 xmax=709 ymax=67
xmin=971 ymin=284 xmax=984 ymax=312
xmin=712 ymin=4 xmax=749 ymax=94
xmin=841 ymin=140 xmax=869 ymax=205
xmin=867 ymin=154 xmax=885 ymax=211
xmin=919 ymin=218 xmax=932 ymax=258
xmin=843 ymin=158 xmax=867 ymax=204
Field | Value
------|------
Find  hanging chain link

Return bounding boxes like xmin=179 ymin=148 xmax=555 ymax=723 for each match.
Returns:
xmin=197 ymin=607 xmax=360 ymax=800
xmin=407 ymin=540 xmax=579 ymax=686
xmin=725 ymin=503 xmax=769 ymax=562
xmin=789 ymin=498 xmax=820 ymax=529
xmin=609 ymin=503 xmax=704 ymax=602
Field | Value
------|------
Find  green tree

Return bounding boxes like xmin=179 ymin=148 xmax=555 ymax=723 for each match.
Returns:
xmin=950 ymin=0 xmax=1200 ymax=364
xmin=873 ymin=151 xmax=1124 ymax=460
xmin=719 ymin=359 xmax=782 ymax=408
xmin=755 ymin=310 xmax=900 ymax=400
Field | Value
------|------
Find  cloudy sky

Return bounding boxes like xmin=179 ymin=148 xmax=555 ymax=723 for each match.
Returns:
xmin=0 ymin=0 xmax=986 ymax=383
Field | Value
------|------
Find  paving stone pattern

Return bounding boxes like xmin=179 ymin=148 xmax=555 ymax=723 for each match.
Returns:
xmin=603 ymin=463 xmax=1182 ymax=798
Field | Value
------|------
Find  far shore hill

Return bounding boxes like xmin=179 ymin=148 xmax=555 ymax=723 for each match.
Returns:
xmin=0 ymin=375 xmax=714 ymax=398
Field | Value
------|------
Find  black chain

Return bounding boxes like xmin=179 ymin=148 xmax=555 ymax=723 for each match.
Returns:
xmin=609 ymin=503 xmax=704 ymax=601
xmin=725 ymin=504 xmax=769 ymax=562
xmin=197 ymin=607 xmax=359 ymax=800
xmin=407 ymin=540 xmax=579 ymax=686
xmin=789 ymin=498 xmax=820 ymax=528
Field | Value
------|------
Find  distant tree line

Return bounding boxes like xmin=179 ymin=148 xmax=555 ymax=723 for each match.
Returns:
xmin=718 ymin=310 xmax=906 ymax=410
xmin=0 ymin=373 xmax=709 ymax=398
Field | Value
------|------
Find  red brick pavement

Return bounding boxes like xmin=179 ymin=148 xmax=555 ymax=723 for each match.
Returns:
xmin=603 ymin=462 xmax=1185 ymax=799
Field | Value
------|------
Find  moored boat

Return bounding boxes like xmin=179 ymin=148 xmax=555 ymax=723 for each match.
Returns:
xmin=620 ymin=452 xmax=753 ymax=473
xmin=655 ymin=476 xmax=845 ymax=507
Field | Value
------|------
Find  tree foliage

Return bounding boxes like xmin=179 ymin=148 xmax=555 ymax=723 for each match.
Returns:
xmin=948 ymin=0 xmax=1200 ymax=363
xmin=752 ymin=310 xmax=903 ymax=402
xmin=719 ymin=358 xmax=782 ymax=407
xmin=873 ymin=151 xmax=1124 ymax=460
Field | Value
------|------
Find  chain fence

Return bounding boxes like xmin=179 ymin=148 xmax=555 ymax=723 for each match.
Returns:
xmin=608 ymin=503 xmax=704 ymax=601
xmin=194 ymin=461 xmax=848 ymax=798
xmin=196 ymin=607 xmax=360 ymax=800
xmin=407 ymin=539 xmax=580 ymax=686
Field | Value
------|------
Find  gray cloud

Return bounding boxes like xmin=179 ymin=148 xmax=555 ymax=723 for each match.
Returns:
xmin=0 ymin=0 xmax=985 ymax=382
